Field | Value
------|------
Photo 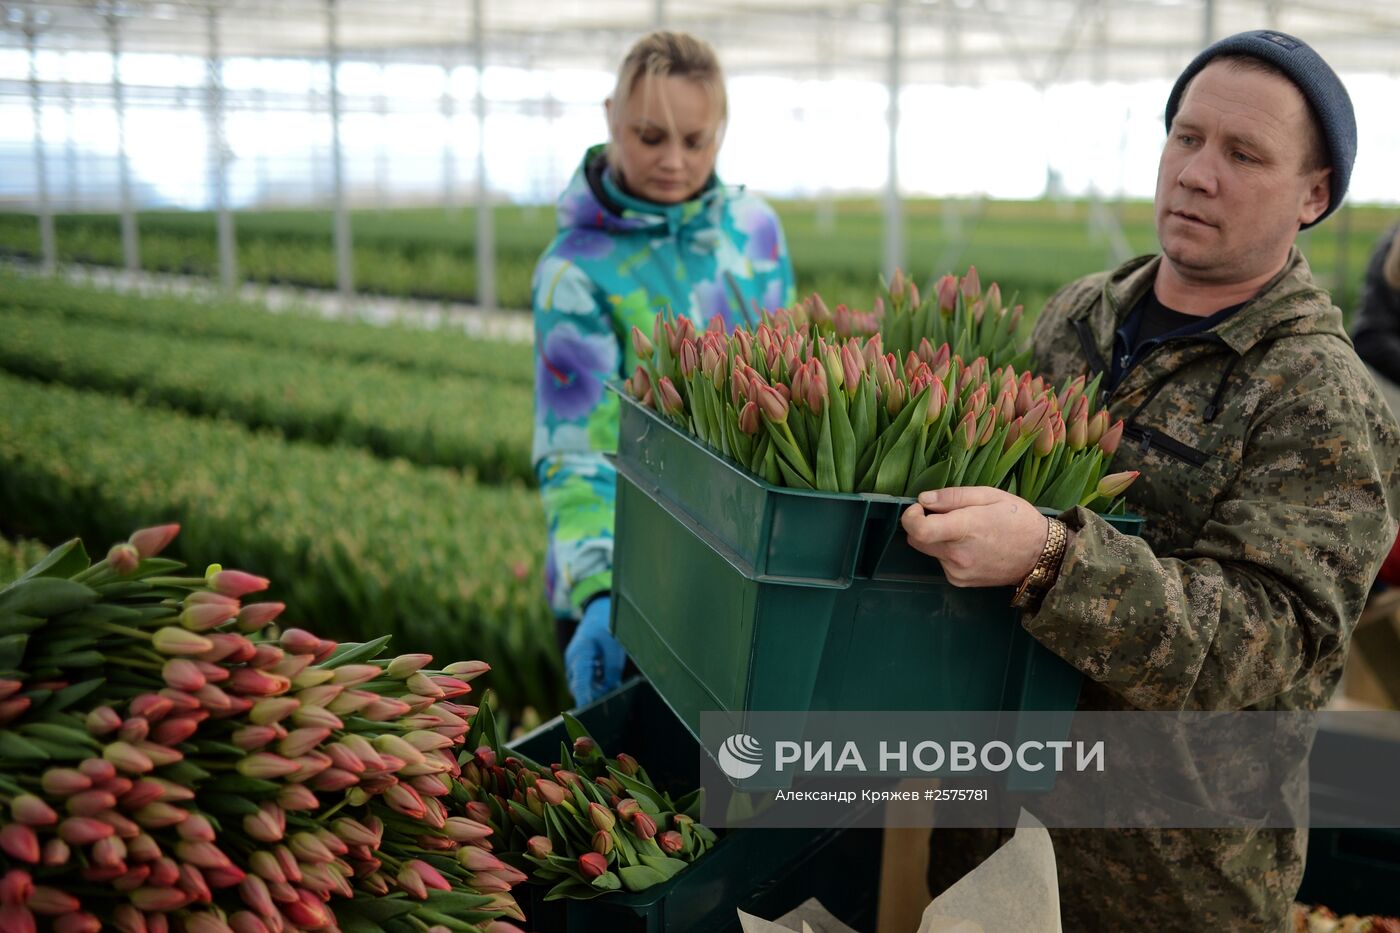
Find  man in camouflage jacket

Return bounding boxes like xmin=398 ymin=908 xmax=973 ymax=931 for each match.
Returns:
xmin=903 ymin=31 xmax=1400 ymax=931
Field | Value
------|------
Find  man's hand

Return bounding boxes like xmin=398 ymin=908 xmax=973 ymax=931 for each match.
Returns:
xmin=901 ymin=487 xmax=1049 ymax=587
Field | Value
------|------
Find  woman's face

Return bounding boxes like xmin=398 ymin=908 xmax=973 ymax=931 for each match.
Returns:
xmin=607 ymin=75 xmax=721 ymax=205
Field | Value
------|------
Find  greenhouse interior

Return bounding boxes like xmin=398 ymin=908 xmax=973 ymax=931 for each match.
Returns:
xmin=1 ymin=0 xmax=1399 ymax=931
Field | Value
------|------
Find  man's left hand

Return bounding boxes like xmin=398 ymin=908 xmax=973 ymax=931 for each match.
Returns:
xmin=901 ymin=487 xmax=1050 ymax=587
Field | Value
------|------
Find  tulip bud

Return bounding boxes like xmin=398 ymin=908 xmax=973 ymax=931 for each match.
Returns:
xmin=1099 ymin=418 xmax=1124 ymax=456
xmin=278 ymin=628 xmax=320 ymax=655
xmin=9 ymin=794 xmax=57 ymax=828
xmin=237 ymin=753 xmax=299 ymax=780
xmin=117 ymin=715 xmax=151 ymax=743
xmin=1067 ymin=412 xmax=1088 ymax=451
xmin=26 ymin=884 xmax=79 ymax=915
xmin=206 ymin=569 xmax=269 ymax=598
xmin=951 ymin=411 xmax=977 ymax=451
xmin=961 ymin=266 xmax=981 ymax=302
xmin=631 ymin=811 xmax=658 ymax=840
xmin=440 ymin=818 xmax=489 ymax=845
xmin=277 ymin=727 xmax=331 ymax=759
xmin=523 ymin=835 xmax=553 ymax=860
xmin=155 ymin=712 xmax=202 ymax=747
xmin=107 ymin=542 xmax=140 ymax=575
xmin=247 ymin=697 xmax=299 ymax=726
xmin=155 ymin=659 xmax=204 ymax=694
xmin=922 ymin=379 xmax=947 ymax=426
xmin=152 ymin=627 xmax=214 ymax=656
xmin=124 ymin=832 xmax=161 ymax=863
xmin=578 ymin=852 xmax=608 ymax=880
xmin=631 ymin=326 xmax=654 ymax=360
xmin=657 ymin=377 xmax=684 ymax=417
xmin=65 ymin=789 xmax=117 ymax=818
xmin=238 ymin=873 xmax=277 ymax=918
xmin=659 ymin=830 xmax=684 ymax=854
xmin=177 ymin=603 xmax=236 ymax=633
xmin=248 ymin=851 xmax=284 ymax=884
xmin=234 ymin=601 xmax=284 ymax=633
xmin=755 ymin=384 xmax=789 ymax=424
xmin=0 ymin=824 xmax=39 ymax=863
xmin=1034 ymin=417 xmax=1058 ymax=457
xmin=385 ymin=783 xmax=427 ymax=820
xmin=41 ymin=767 xmax=92 ymax=797
xmin=935 ymin=274 xmax=958 ymax=313
xmin=1087 ymin=409 xmax=1109 ymax=445
xmin=575 ymin=803 xmax=612 ymax=835
xmin=456 ymin=840 xmax=506 ymax=874
xmin=442 ymin=659 xmax=490 ymax=681
xmin=535 ymin=779 xmax=568 ymax=807
xmin=128 ymin=523 xmax=179 ymax=558
xmin=103 ymin=741 xmax=154 ymax=775
xmin=57 ymin=817 xmax=113 ymax=846
xmin=1096 ymin=470 xmax=1140 ymax=499
xmin=277 ymin=783 xmax=318 ymax=812
xmin=407 ymin=859 xmax=452 ymax=892
xmin=331 ymin=664 xmax=382 ymax=688
xmin=79 ymin=706 xmax=120 ymax=738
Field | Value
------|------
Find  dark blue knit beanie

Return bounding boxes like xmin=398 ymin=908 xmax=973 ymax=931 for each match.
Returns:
xmin=1164 ymin=30 xmax=1355 ymax=228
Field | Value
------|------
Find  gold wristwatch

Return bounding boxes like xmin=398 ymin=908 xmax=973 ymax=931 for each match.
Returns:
xmin=1010 ymin=516 xmax=1068 ymax=610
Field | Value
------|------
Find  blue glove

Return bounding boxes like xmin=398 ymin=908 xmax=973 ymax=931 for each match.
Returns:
xmin=564 ymin=596 xmax=626 ymax=707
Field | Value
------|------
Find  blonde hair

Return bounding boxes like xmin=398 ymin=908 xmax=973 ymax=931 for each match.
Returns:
xmin=1385 ymin=228 xmax=1400 ymax=291
xmin=608 ymin=31 xmax=727 ymax=146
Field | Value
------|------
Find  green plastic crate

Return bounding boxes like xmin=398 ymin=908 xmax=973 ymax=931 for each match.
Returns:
xmin=612 ymin=392 xmax=1143 ymax=752
xmin=507 ymin=678 xmax=881 ymax=933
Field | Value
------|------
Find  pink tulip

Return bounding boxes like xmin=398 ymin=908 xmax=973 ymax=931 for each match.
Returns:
xmin=206 ymin=569 xmax=269 ymax=598
xmin=1099 ymin=418 xmax=1124 ymax=456
xmin=128 ymin=523 xmax=180 ymax=558
xmin=235 ymin=601 xmax=285 ymax=632
xmin=0 ymin=825 xmax=39 ymax=864
xmin=1096 ymin=470 xmax=1140 ymax=499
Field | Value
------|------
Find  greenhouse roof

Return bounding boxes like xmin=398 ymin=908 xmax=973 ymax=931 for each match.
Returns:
xmin=2 ymin=0 xmax=1399 ymax=84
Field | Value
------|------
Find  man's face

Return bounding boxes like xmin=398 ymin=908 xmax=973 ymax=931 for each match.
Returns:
xmin=606 ymin=75 xmax=720 ymax=205
xmin=1155 ymin=60 xmax=1331 ymax=285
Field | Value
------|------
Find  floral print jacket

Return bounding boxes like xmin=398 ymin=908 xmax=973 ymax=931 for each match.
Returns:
xmin=532 ymin=145 xmax=795 ymax=618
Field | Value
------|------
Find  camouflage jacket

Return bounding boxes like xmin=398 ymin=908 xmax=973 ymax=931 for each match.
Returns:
xmin=1021 ymin=249 xmax=1400 ymax=930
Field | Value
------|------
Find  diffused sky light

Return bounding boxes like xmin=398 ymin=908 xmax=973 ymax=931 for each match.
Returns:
xmin=0 ymin=49 xmax=1396 ymax=208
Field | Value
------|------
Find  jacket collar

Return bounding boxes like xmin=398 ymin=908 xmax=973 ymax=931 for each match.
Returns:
xmin=1073 ymin=247 xmax=1338 ymax=356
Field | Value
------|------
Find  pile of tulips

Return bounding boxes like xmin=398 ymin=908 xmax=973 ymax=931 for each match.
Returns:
xmin=454 ymin=708 xmax=716 ymax=902
xmin=0 ymin=525 xmax=524 ymax=933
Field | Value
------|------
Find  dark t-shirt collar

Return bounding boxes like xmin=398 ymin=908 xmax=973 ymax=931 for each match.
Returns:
xmin=1108 ymin=290 xmax=1245 ymax=389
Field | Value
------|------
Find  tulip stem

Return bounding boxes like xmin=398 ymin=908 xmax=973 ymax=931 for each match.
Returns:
xmin=318 ymin=797 xmax=350 ymax=822
xmin=376 ymin=850 xmax=406 ymax=871
xmin=109 ymin=654 xmax=163 ymax=672
xmin=145 ymin=576 xmax=208 ymax=587
xmin=92 ymin=620 xmax=153 ymax=641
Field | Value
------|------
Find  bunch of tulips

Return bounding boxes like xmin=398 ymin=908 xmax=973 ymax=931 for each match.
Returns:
xmin=624 ymin=268 xmax=1137 ymax=511
xmin=453 ymin=708 xmax=716 ymax=903
xmin=0 ymin=525 xmax=526 ymax=933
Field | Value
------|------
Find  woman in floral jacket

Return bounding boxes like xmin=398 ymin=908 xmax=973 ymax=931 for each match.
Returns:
xmin=532 ymin=31 xmax=795 ymax=706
